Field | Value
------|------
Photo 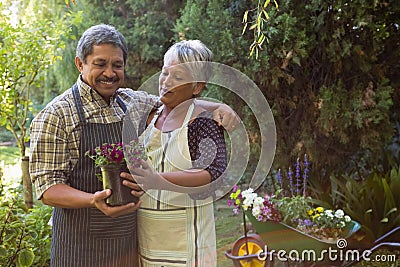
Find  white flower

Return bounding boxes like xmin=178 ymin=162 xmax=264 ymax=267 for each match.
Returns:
xmin=325 ymin=210 xmax=334 ymax=218
xmin=253 ymin=196 xmax=264 ymax=206
xmin=344 ymin=215 xmax=351 ymax=222
xmin=252 ymin=206 xmax=261 ymax=217
xmin=335 ymin=209 xmax=344 ymax=218
xmin=242 ymin=199 xmax=252 ymax=207
xmin=338 ymin=221 xmax=346 ymax=228
xmin=241 ymin=188 xmax=254 ymax=197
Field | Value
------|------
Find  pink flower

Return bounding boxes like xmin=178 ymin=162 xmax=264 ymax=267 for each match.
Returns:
xmin=110 ymin=149 xmax=124 ymax=163
xmin=85 ymin=142 xmax=125 ymax=167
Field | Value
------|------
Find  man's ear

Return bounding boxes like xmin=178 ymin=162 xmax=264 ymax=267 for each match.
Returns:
xmin=75 ymin=56 xmax=84 ymax=73
xmin=193 ymin=82 xmax=206 ymax=95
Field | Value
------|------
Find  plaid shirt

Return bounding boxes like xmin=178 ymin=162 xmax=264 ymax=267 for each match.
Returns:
xmin=29 ymin=77 xmax=158 ymax=198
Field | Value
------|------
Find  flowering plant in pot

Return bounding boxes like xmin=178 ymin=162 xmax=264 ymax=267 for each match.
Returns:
xmin=86 ymin=140 xmax=148 ymax=206
xmin=228 ymin=155 xmax=357 ymax=242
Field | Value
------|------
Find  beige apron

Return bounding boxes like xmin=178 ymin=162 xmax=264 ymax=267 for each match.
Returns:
xmin=138 ymin=103 xmax=216 ymax=267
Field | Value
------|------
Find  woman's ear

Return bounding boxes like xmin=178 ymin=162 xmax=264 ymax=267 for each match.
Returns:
xmin=193 ymin=82 xmax=206 ymax=96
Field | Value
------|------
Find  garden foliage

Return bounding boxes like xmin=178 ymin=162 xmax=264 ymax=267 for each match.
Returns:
xmin=16 ymin=0 xmax=399 ymax=185
xmin=0 ymin=172 xmax=52 ymax=267
xmin=329 ymin=165 xmax=400 ymax=242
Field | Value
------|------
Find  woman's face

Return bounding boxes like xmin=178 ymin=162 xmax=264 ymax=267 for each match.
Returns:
xmin=158 ymin=58 xmax=202 ymax=108
xmin=75 ymin=44 xmax=125 ymax=102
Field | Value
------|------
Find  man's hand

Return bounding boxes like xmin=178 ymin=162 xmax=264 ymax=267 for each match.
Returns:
xmin=212 ymin=103 xmax=240 ymax=132
xmin=93 ymin=189 xmax=142 ymax=218
xmin=121 ymin=171 xmax=145 ymax=197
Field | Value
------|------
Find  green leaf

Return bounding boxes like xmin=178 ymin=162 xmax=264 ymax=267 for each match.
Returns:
xmin=242 ymin=10 xmax=248 ymax=23
xmin=18 ymin=249 xmax=34 ymax=267
xmin=0 ymin=247 xmax=7 ymax=257
xmin=262 ymin=10 xmax=270 ymax=20
xmin=384 ymin=207 xmax=397 ymax=217
xmin=257 ymin=34 xmax=265 ymax=44
xmin=242 ymin=23 xmax=248 ymax=35
xmin=273 ymin=0 xmax=279 ymax=10
xmin=249 ymin=23 xmax=257 ymax=30
xmin=382 ymin=178 xmax=396 ymax=214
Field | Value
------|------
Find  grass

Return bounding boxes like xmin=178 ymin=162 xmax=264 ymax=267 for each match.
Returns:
xmin=214 ymin=203 xmax=243 ymax=266
xmin=0 ymin=146 xmax=21 ymax=165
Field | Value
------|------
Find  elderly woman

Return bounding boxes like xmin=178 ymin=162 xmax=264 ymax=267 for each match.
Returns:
xmin=124 ymin=40 xmax=227 ymax=267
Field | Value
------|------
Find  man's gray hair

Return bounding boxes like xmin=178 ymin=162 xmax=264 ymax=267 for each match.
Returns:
xmin=76 ymin=24 xmax=128 ymax=64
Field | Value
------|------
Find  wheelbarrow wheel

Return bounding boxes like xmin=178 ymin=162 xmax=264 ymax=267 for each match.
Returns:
xmin=231 ymin=234 xmax=267 ymax=267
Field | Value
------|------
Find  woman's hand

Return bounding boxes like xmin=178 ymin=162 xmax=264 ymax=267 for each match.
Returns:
xmin=121 ymin=160 xmax=165 ymax=191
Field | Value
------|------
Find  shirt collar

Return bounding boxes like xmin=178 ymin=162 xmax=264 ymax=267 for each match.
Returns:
xmin=76 ymin=76 xmax=118 ymax=107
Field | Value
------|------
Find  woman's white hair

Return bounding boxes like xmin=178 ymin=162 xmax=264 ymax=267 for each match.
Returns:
xmin=164 ymin=40 xmax=213 ymax=82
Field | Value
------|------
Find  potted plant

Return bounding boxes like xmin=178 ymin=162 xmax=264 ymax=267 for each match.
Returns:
xmin=85 ymin=139 xmax=147 ymax=206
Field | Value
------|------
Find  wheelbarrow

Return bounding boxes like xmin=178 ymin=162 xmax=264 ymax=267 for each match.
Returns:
xmin=225 ymin=210 xmax=400 ymax=266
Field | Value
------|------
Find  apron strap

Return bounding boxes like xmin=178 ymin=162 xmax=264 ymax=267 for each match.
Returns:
xmin=182 ymin=103 xmax=195 ymax=125
xmin=72 ymin=83 xmax=86 ymax=124
xmin=72 ymin=83 xmax=127 ymax=125
xmin=116 ymin=96 xmax=127 ymax=113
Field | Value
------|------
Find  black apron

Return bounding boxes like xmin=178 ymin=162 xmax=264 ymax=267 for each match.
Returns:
xmin=51 ymin=84 xmax=138 ymax=267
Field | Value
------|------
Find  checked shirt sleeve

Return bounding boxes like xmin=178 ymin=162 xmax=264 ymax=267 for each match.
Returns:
xmin=29 ymin=103 xmax=75 ymax=199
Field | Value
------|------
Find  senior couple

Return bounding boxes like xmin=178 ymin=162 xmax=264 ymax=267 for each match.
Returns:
xmin=30 ymin=24 xmax=236 ymax=267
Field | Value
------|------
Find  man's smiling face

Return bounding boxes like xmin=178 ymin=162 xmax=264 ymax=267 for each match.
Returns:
xmin=75 ymin=43 xmax=125 ymax=101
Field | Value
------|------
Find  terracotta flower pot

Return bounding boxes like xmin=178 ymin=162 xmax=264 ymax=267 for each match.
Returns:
xmin=100 ymin=164 xmax=138 ymax=206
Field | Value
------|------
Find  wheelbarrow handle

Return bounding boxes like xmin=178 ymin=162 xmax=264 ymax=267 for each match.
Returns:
xmin=225 ymin=249 xmax=261 ymax=260
xmin=369 ymin=242 xmax=400 ymax=253
xmin=374 ymin=226 xmax=400 ymax=244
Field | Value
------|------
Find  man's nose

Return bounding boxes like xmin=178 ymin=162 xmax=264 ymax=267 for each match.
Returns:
xmin=103 ymin=65 xmax=116 ymax=78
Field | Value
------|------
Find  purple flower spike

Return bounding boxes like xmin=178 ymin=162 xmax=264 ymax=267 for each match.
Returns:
xmin=295 ymin=158 xmax=301 ymax=195
xmin=303 ymin=154 xmax=309 ymax=196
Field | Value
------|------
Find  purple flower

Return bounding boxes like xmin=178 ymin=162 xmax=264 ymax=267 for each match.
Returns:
xmin=110 ymin=149 xmax=124 ymax=163
xmin=295 ymin=158 xmax=301 ymax=195
xmin=233 ymin=207 xmax=240 ymax=215
xmin=86 ymin=142 xmax=125 ymax=167
xmin=232 ymin=184 xmax=238 ymax=192
xmin=302 ymin=154 xmax=309 ymax=196
xmin=124 ymin=139 xmax=148 ymax=168
xmin=303 ymin=219 xmax=313 ymax=226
